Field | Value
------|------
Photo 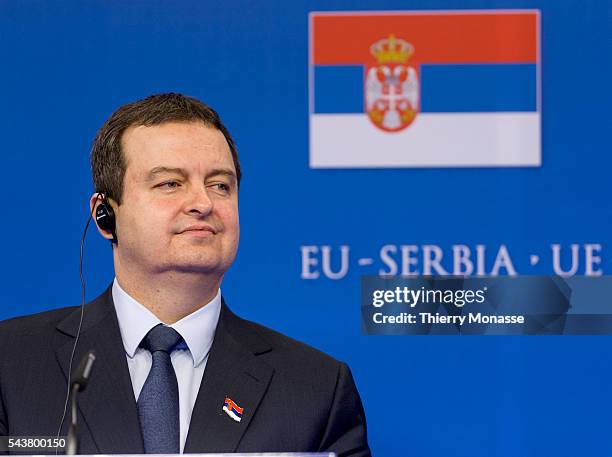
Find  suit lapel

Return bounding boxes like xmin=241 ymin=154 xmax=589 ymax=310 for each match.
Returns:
xmin=55 ymin=288 xmax=144 ymax=454
xmin=184 ymin=302 xmax=274 ymax=453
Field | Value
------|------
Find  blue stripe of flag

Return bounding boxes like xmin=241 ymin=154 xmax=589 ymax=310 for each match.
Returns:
xmin=313 ymin=63 xmax=537 ymax=114
xmin=313 ymin=65 xmax=364 ymax=114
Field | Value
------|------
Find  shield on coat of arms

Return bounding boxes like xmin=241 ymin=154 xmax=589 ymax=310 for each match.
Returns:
xmin=365 ymin=35 xmax=420 ymax=132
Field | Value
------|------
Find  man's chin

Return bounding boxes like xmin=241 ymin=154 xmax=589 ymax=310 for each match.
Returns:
xmin=158 ymin=258 xmax=228 ymax=276
xmin=171 ymin=264 xmax=222 ymax=274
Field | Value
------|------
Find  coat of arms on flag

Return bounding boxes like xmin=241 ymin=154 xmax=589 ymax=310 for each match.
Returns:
xmin=366 ymin=34 xmax=419 ymax=132
xmin=309 ymin=10 xmax=541 ymax=168
xmin=222 ymin=396 xmax=244 ymax=422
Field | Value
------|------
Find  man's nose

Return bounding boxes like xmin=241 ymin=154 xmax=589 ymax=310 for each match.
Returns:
xmin=185 ymin=185 xmax=213 ymax=216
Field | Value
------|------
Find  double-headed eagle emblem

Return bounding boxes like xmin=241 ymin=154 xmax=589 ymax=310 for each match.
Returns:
xmin=366 ymin=35 xmax=420 ymax=132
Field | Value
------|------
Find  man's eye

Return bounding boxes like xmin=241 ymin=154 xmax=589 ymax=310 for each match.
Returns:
xmin=157 ymin=181 xmax=180 ymax=189
xmin=212 ymin=183 xmax=230 ymax=192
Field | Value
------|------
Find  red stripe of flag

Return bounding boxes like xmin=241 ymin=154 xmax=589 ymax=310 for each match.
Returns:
xmin=225 ymin=397 xmax=244 ymax=414
xmin=311 ymin=11 xmax=538 ymax=65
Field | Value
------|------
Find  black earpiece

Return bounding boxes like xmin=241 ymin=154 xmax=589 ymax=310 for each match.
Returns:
xmin=95 ymin=194 xmax=117 ymax=243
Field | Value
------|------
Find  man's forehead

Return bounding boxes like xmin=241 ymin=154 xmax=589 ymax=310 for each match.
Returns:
xmin=122 ymin=121 xmax=228 ymax=148
xmin=121 ymin=121 xmax=233 ymax=172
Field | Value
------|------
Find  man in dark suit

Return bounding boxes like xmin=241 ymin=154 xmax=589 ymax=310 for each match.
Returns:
xmin=0 ymin=93 xmax=370 ymax=456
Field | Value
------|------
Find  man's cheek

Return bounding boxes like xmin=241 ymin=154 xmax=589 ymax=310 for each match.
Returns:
xmin=216 ymin=206 xmax=238 ymax=227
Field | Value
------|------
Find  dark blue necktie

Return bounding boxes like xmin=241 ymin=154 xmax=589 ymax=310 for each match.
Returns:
xmin=137 ymin=324 xmax=183 ymax=454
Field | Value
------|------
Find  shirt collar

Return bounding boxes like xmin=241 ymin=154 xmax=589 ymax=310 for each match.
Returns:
xmin=112 ymin=278 xmax=221 ymax=367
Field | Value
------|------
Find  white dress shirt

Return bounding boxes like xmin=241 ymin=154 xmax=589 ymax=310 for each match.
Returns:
xmin=112 ymin=278 xmax=221 ymax=453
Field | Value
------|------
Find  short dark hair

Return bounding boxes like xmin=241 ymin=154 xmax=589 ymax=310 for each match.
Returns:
xmin=91 ymin=93 xmax=241 ymax=204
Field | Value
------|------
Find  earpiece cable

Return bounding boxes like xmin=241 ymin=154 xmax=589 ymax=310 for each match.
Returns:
xmin=55 ymin=195 xmax=101 ymax=453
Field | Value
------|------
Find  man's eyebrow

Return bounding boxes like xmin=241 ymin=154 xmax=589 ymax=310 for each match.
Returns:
xmin=207 ymin=168 xmax=237 ymax=181
xmin=146 ymin=166 xmax=188 ymax=181
xmin=146 ymin=166 xmax=236 ymax=182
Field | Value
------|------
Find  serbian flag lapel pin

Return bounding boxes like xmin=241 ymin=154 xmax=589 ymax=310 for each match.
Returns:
xmin=222 ymin=396 xmax=244 ymax=422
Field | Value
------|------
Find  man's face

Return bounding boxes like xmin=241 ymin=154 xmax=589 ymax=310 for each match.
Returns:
xmin=107 ymin=121 xmax=239 ymax=278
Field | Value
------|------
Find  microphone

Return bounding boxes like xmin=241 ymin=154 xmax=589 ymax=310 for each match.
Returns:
xmin=72 ymin=351 xmax=96 ymax=391
xmin=66 ymin=351 xmax=96 ymax=455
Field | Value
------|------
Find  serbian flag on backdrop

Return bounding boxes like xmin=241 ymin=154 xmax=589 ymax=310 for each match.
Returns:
xmin=308 ymin=10 xmax=541 ymax=167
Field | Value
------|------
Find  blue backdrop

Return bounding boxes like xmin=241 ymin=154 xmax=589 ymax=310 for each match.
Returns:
xmin=1 ymin=1 xmax=611 ymax=456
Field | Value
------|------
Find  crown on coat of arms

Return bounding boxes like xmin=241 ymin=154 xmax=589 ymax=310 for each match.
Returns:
xmin=370 ymin=35 xmax=414 ymax=64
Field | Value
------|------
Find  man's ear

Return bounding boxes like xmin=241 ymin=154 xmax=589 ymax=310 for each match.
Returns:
xmin=89 ymin=193 xmax=116 ymax=242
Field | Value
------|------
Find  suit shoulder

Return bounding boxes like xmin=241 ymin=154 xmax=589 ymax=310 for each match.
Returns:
xmin=228 ymin=312 xmax=343 ymax=372
xmin=0 ymin=306 xmax=79 ymax=337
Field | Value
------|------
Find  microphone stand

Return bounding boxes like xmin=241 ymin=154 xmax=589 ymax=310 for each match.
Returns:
xmin=66 ymin=351 xmax=96 ymax=455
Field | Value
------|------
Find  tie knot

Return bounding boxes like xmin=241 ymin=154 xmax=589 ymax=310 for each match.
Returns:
xmin=141 ymin=324 xmax=183 ymax=354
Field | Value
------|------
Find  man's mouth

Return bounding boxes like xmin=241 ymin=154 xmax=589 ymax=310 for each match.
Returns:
xmin=178 ymin=224 xmax=217 ymax=236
